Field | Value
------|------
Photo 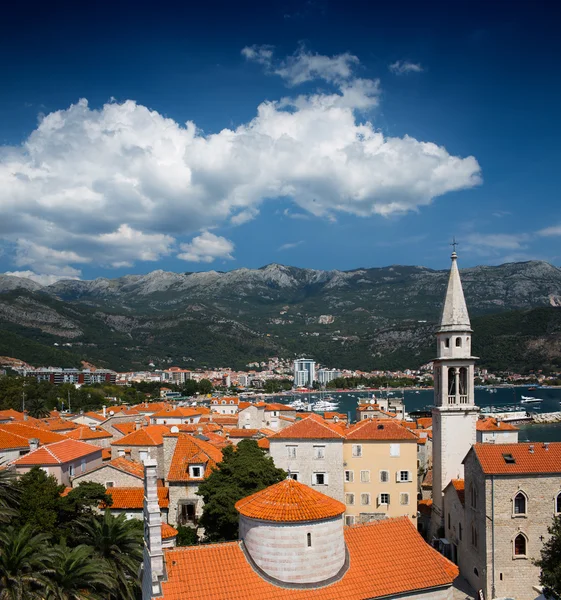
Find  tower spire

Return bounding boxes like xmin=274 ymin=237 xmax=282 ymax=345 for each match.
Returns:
xmin=438 ymin=247 xmax=471 ymax=332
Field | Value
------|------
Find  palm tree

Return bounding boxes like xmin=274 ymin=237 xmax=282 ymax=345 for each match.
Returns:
xmin=26 ymin=397 xmax=51 ymax=419
xmin=0 ymin=466 xmax=20 ymax=524
xmin=77 ymin=511 xmax=143 ymax=600
xmin=45 ymin=543 xmax=115 ymax=600
xmin=0 ymin=524 xmax=53 ymax=600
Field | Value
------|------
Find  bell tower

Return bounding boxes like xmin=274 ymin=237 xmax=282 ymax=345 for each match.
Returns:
xmin=430 ymin=248 xmax=479 ymax=539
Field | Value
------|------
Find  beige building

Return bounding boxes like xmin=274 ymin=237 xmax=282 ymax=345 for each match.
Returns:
xmin=343 ymin=419 xmax=418 ymax=525
xmin=71 ymin=456 xmax=144 ymax=488
xmin=443 ymin=442 xmax=561 ymax=600
xmin=476 ymin=416 xmax=519 ymax=444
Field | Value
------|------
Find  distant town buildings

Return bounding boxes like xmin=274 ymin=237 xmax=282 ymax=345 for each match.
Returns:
xmin=293 ymin=357 xmax=316 ymax=387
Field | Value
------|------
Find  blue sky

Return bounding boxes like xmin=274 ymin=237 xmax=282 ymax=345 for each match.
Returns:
xmin=0 ymin=0 xmax=560 ymax=284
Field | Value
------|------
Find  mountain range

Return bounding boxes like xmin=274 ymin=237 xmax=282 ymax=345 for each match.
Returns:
xmin=1 ymin=260 xmax=561 ymax=373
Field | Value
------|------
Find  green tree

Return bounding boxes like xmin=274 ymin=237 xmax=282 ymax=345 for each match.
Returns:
xmin=0 ymin=466 xmax=20 ymax=525
xmin=77 ymin=511 xmax=142 ymax=600
xmin=58 ymin=482 xmax=113 ymax=541
xmin=0 ymin=524 xmax=53 ymax=600
xmin=46 ymin=543 xmax=115 ymax=600
xmin=535 ymin=515 xmax=561 ymax=599
xmin=175 ymin=525 xmax=198 ymax=547
xmin=17 ymin=467 xmax=64 ymax=536
xmin=197 ymin=440 xmax=286 ymax=542
xmin=197 ymin=379 xmax=213 ymax=395
xmin=25 ymin=397 xmax=51 ymax=419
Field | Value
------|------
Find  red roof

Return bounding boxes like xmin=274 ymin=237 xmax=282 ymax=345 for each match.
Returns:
xmin=37 ymin=417 xmax=81 ymax=432
xmin=104 ymin=486 xmax=169 ymax=509
xmin=77 ymin=457 xmax=144 ymax=480
xmin=226 ymin=429 xmax=259 ymax=438
xmin=416 ymin=418 xmax=433 ymax=429
xmin=167 ymin=434 xmax=223 ymax=482
xmin=271 ymin=414 xmax=344 ymax=440
xmin=112 ymin=425 xmax=170 ymax=447
xmin=418 ymin=499 xmax=433 ymax=516
xmin=450 ymin=479 xmax=465 ymax=506
xmin=476 ymin=417 xmax=518 ymax=432
xmin=162 ymin=523 xmax=178 ymax=539
xmin=65 ymin=425 xmax=112 ymax=441
xmin=0 ymin=429 xmax=30 ymax=450
xmin=257 ymin=438 xmax=270 ymax=450
xmin=235 ymin=479 xmax=345 ymax=523
xmin=160 ymin=517 xmax=458 ymax=599
xmin=264 ymin=403 xmax=293 ymax=411
xmin=345 ymin=419 xmax=418 ymax=441
xmin=151 ymin=407 xmax=202 ymax=419
xmin=12 ymin=439 xmax=101 ymax=466
xmin=470 ymin=442 xmax=561 ymax=474
xmin=0 ymin=422 xmax=67 ymax=445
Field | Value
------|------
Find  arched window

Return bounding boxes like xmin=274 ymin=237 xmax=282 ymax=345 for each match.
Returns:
xmin=459 ymin=367 xmax=468 ymax=398
xmin=514 ymin=492 xmax=527 ymax=515
xmin=456 ymin=337 xmax=462 ymax=347
xmin=514 ymin=533 xmax=527 ymax=556
xmin=448 ymin=368 xmax=456 ymax=396
xmin=307 ymin=532 xmax=312 ymax=547
xmin=556 ymin=492 xmax=561 ymax=514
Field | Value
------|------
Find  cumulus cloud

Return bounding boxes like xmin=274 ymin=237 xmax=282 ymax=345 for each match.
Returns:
xmin=464 ymin=233 xmax=530 ymax=251
xmin=278 ymin=240 xmax=304 ymax=251
xmin=0 ymin=47 xmax=481 ymax=278
xmin=3 ymin=270 xmax=80 ymax=285
xmin=389 ymin=60 xmax=424 ymax=75
xmin=177 ymin=232 xmax=235 ymax=263
xmin=537 ymin=224 xmax=561 ymax=237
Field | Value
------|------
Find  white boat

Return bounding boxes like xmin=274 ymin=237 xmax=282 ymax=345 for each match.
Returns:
xmin=520 ymin=397 xmax=542 ymax=404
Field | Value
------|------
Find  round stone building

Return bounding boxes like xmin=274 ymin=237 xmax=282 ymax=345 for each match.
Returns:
xmin=234 ymin=477 xmax=347 ymax=587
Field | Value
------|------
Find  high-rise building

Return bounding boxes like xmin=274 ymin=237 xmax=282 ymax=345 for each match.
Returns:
xmin=293 ymin=358 xmax=316 ymax=388
xmin=317 ymin=368 xmax=342 ymax=386
xmin=430 ymin=250 xmax=479 ymax=539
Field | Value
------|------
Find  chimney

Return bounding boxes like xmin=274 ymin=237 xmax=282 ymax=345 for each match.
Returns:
xmin=90 ymin=425 xmax=96 ymax=431
xmin=197 ymin=426 xmax=203 ymax=435
xmin=102 ymin=405 xmax=107 ymax=418
xmin=28 ymin=438 xmax=39 ymax=451
xmin=23 ymin=411 xmax=28 ymax=422
xmin=544 ymin=442 xmax=550 ymax=451
xmin=135 ymin=417 xmax=142 ymax=431
xmin=529 ymin=444 xmax=534 ymax=454
xmin=142 ymin=458 xmax=164 ymax=599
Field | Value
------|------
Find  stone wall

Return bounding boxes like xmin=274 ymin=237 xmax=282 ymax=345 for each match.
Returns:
xmin=72 ymin=464 xmax=142 ymax=488
xmin=111 ymin=445 xmax=165 ymax=478
xmin=167 ymin=482 xmax=202 ymax=527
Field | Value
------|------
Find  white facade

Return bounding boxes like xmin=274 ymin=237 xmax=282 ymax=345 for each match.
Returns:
xmin=431 ymin=252 xmax=479 ymax=538
xmin=317 ymin=369 xmax=342 ymax=385
xmin=293 ymin=359 xmax=316 ymax=388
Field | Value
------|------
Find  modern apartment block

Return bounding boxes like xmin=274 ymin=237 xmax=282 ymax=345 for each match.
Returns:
xmin=293 ymin=358 xmax=316 ymax=388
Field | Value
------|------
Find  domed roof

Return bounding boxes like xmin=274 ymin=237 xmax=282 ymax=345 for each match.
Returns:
xmin=235 ymin=478 xmax=345 ymax=522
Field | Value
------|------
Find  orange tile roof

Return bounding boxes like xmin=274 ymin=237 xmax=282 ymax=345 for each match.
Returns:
xmin=89 ymin=457 xmax=145 ymax=479
xmin=470 ymin=442 xmax=561 ymax=474
xmin=104 ymin=486 xmax=169 ymax=509
xmin=134 ymin=402 xmax=173 ymax=413
xmin=161 ymin=523 xmax=178 ymax=540
xmin=226 ymin=429 xmax=259 ymax=438
xmin=81 ymin=412 xmax=106 ymax=422
xmin=418 ymin=499 xmax=433 ymax=516
xmin=65 ymin=425 xmax=113 ymax=441
xmin=450 ymin=479 xmax=465 ymax=506
xmin=36 ymin=417 xmax=81 ymax=432
xmin=323 ymin=412 xmax=347 ymax=420
xmin=112 ymin=425 xmax=170 ymax=447
xmin=345 ymin=419 xmax=418 ymax=441
xmin=416 ymin=417 xmax=433 ymax=429
xmin=101 ymin=448 xmax=111 ymax=460
xmin=11 ymin=439 xmax=101 ymax=465
xmin=151 ymin=407 xmax=202 ymax=419
xmin=476 ymin=417 xmax=518 ymax=431
xmin=0 ymin=409 xmax=27 ymax=422
xmin=0 ymin=423 xmax=67 ymax=445
xmin=264 ymin=403 xmax=293 ymax=411
xmin=271 ymin=414 xmax=344 ymax=440
xmin=0 ymin=429 xmax=30 ymax=449
xmin=422 ymin=469 xmax=433 ymax=488
xmin=236 ymin=479 xmax=345 ymax=523
xmin=167 ymin=433 xmax=223 ymax=482
xmin=160 ymin=517 xmax=457 ymax=599
xmin=257 ymin=438 xmax=270 ymax=450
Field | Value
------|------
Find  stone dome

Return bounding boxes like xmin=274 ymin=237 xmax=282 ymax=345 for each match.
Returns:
xmin=235 ymin=478 xmax=347 ymax=587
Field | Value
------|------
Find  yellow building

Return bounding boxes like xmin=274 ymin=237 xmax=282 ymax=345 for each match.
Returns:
xmin=343 ymin=419 xmax=418 ymax=525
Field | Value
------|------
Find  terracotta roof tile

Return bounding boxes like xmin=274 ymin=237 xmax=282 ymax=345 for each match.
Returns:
xmin=476 ymin=417 xmax=518 ymax=431
xmin=102 ymin=448 xmax=111 ymax=460
xmin=37 ymin=418 xmax=81 ymax=432
xmin=421 ymin=469 xmax=433 ymax=488
xmin=345 ymin=419 xmax=418 ymax=441
xmin=416 ymin=418 xmax=433 ymax=429
xmin=0 ymin=423 xmax=67 ymax=445
xmin=471 ymin=442 xmax=561 ymax=474
xmin=104 ymin=486 xmax=169 ymax=509
xmin=65 ymin=425 xmax=113 ymax=441
xmin=151 ymin=407 xmax=202 ymax=419
xmin=451 ymin=479 xmax=465 ymax=506
xmin=264 ymin=403 xmax=293 ymax=411
xmin=167 ymin=434 xmax=223 ymax=482
xmin=161 ymin=523 xmax=178 ymax=539
xmin=271 ymin=414 xmax=344 ymax=440
xmin=108 ymin=457 xmax=145 ymax=478
xmin=0 ymin=429 xmax=30 ymax=450
xmin=160 ymin=517 xmax=457 ymax=599
xmin=11 ymin=439 xmax=101 ymax=466
xmin=418 ymin=499 xmax=433 ymax=516
xmin=111 ymin=425 xmax=170 ymax=447
xmin=235 ymin=479 xmax=345 ymax=522
xmin=257 ymin=438 xmax=270 ymax=450
xmin=227 ymin=429 xmax=259 ymax=438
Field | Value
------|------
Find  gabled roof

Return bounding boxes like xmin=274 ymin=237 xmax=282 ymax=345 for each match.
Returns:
xmin=74 ymin=457 xmax=144 ymax=480
xmin=476 ymin=417 xmax=518 ymax=432
xmin=271 ymin=414 xmax=344 ymax=440
xmin=39 ymin=418 xmax=81 ymax=432
xmin=0 ymin=429 xmax=30 ymax=450
xmin=469 ymin=442 xmax=561 ymax=475
xmin=0 ymin=423 xmax=67 ymax=445
xmin=11 ymin=439 xmax=101 ymax=466
xmin=444 ymin=479 xmax=465 ymax=506
xmin=345 ymin=419 xmax=418 ymax=441
xmin=151 ymin=407 xmax=202 ymax=419
xmin=263 ymin=403 xmax=293 ymax=411
xmin=416 ymin=417 xmax=433 ymax=429
xmin=65 ymin=426 xmax=113 ymax=441
xmin=167 ymin=433 xmax=223 ymax=482
xmin=160 ymin=517 xmax=458 ymax=600
xmin=104 ymin=486 xmax=169 ymax=509
xmin=226 ymin=429 xmax=259 ymax=438
xmin=111 ymin=425 xmax=170 ymax=447
xmin=438 ymin=252 xmax=471 ymax=332
xmin=235 ymin=478 xmax=345 ymax=522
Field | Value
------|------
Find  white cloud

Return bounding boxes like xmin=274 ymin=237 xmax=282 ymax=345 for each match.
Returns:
xmin=537 ymin=224 xmax=561 ymax=237
xmin=0 ymin=49 xmax=481 ymax=278
xmin=177 ymin=232 xmax=234 ymax=263
xmin=464 ymin=233 xmax=530 ymax=250
xmin=389 ymin=61 xmax=424 ymax=75
xmin=241 ymin=45 xmax=274 ymax=66
xmin=3 ymin=270 xmax=80 ymax=285
xmin=278 ymin=240 xmax=304 ymax=251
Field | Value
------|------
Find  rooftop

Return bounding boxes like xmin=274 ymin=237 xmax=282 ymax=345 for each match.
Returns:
xmin=167 ymin=433 xmax=223 ymax=482
xmin=471 ymin=442 xmax=561 ymax=474
xmin=112 ymin=424 xmax=170 ymax=447
xmin=345 ymin=419 xmax=418 ymax=441
xmin=271 ymin=414 xmax=344 ymax=440
xmin=11 ymin=439 xmax=101 ymax=466
xmin=476 ymin=417 xmax=518 ymax=432
xmin=104 ymin=486 xmax=169 ymax=509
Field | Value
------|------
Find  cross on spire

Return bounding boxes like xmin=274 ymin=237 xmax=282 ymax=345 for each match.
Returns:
xmin=450 ymin=237 xmax=458 ymax=253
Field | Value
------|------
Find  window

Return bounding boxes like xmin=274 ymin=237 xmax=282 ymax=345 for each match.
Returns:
xmin=361 ymin=493 xmax=371 ymax=506
xmin=288 ymin=472 xmax=298 ymax=481
xmin=456 ymin=337 xmax=462 ymax=347
xmin=360 ymin=470 xmax=370 ymax=483
xmin=448 ymin=513 xmax=451 ymax=529
xmin=380 ymin=470 xmax=389 ymax=483
xmin=105 ymin=481 xmax=114 ymax=488
xmin=470 ymin=485 xmax=477 ymax=509
xmin=118 ymin=449 xmax=125 ymax=457
xmin=139 ymin=450 xmax=149 ymax=462
xmin=346 ymin=493 xmax=355 ymax=505
xmin=352 ymin=444 xmax=362 ymax=457
xmin=313 ymin=445 xmax=325 ymax=459
xmin=313 ymin=472 xmax=326 ymax=486
xmin=189 ymin=465 xmax=203 ymax=478
xmin=556 ymin=492 xmax=561 ymax=514
xmin=514 ymin=492 xmax=527 ymax=515
xmin=345 ymin=515 xmax=355 ymax=526
xmin=345 ymin=470 xmax=354 ymax=483
xmin=286 ymin=445 xmax=297 ymax=459
xmin=514 ymin=534 xmax=527 ymax=557
xmin=398 ymin=470 xmax=410 ymax=482
xmin=400 ymin=493 xmax=410 ymax=506
xmin=307 ymin=533 xmax=312 ymax=547
xmin=81 ymin=459 xmax=86 ymax=473
xmin=471 ymin=524 xmax=478 ymax=548
xmin=445 ymin=338 xmax=450 ymax=348
xmin=379 ymin=493 xmax=390 ymax=505
xmin=69 ymin=465 xmax=75 ymax=477
xmin=390 ymin=444 xmax=400 ymax=457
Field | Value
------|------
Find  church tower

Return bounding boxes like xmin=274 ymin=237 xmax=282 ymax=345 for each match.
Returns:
xmin=430 ymin=249 xmax=479 ymax=538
